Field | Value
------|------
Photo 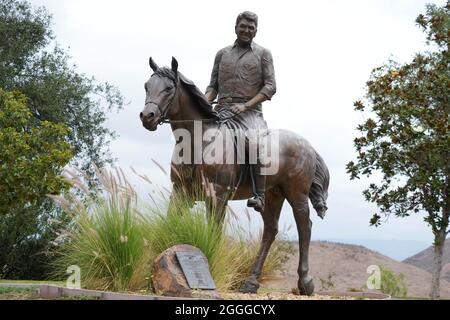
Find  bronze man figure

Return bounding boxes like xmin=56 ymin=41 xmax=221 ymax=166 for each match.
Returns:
xmin=205 ymin=11 xmax=277 ymax=213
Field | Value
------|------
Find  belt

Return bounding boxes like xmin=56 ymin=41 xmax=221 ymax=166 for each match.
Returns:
xmin=218 ymin=97 xmax=249 ymax=104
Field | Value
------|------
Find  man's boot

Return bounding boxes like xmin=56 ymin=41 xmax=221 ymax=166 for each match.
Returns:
xmin=247 ymin=163 xmax=266 ymax=213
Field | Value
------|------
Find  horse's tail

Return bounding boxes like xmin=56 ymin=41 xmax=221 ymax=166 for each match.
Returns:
xmin=309 ymin=150 xmax=330 ymax=219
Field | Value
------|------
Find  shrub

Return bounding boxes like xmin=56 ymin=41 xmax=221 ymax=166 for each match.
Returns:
xmin=50 ymin=169 xmax=151 ymax=292
xmin=0 ymin=200 xmax=72 ymax=280
xmin=51 ymin=167 xmax=294 ymax=293
xmin=380 ymin=267 xmax=408 ymax=298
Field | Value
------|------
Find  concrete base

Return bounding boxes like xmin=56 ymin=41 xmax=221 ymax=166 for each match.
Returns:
xmin=37 ymin=285 xmax=203 ymax=300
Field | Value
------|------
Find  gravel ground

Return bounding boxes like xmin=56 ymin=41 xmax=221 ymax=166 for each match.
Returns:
xmin=219 ymin=291 xmax=356 ymax=300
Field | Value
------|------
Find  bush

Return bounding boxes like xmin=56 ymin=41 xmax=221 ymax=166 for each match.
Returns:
xmin=0 ymin=200 xmax=71 ymax=280
xmin=380 ymin=267 xmax=408 ymax=298
xmin=51 ymin=167 xmax=293 ymax=293
xmin=50 ymin=169 xmax=151 ymax=292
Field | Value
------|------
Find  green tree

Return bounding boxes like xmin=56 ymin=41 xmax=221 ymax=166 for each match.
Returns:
xmin=0 ymin=201 xmax=73 ymax=279
xmin=0 ymin=0 xmax=124 ymax=279
xmin=0 ymin=89 xmax=72 ymax=278
xmin=347 ymin=2 xmax=449 ymax=300
xmin=0 ymin=0 xmax=123 ymax=175
xmin=0 ymin=89 xmax=72 ymax=212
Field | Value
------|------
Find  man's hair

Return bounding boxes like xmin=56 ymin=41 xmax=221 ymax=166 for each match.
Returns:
xmin=236 ymin=11 xmax=258 ymax=28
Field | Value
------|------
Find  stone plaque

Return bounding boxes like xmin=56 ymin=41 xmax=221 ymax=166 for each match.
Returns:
xmin=175 ymin=251 xmax=216 ymax=290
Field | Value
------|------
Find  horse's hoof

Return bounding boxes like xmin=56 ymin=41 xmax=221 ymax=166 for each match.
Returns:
xmin=298 ymin=276 xmax=315 ymax=296
xmin=239 ymin=278 xmax=260 ymax=294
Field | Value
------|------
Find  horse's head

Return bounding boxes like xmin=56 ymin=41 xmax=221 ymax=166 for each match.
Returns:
xmin=140 ymin=57 xmax=179 ymax=131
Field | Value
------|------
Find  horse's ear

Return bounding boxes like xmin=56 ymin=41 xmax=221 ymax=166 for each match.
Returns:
xmin=149 ymin=57 xmax=159 ymax=71
xmin=171 ymin=57 xmax=178 ymax=73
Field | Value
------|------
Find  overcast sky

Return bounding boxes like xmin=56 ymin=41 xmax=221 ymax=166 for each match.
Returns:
xmin=28 ymin=0 xmax=446 ymax=246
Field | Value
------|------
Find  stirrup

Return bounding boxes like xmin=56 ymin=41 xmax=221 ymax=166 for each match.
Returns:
xmin=247 ymin=196 xmax=264 ymax=212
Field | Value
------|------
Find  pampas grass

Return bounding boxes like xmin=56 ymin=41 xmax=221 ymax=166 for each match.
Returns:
xmin=50 ymin=165 xmax=293 ymax=293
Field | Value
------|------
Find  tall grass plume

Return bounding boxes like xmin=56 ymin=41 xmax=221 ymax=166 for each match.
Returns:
xmin=50 ymin=165 xmax=294 ymax=293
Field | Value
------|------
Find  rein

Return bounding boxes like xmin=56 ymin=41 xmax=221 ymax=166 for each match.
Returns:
xmin=160 ymin=103 xmax=238 ymax=125
xmin=147 ymin=73 xmax=237 ymax=125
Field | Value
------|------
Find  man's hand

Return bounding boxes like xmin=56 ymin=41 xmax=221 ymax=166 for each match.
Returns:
xmin=205 ymin=90 xmax=217 ymax=104
xmin=230 ymin=103 xmax=248 ymax=114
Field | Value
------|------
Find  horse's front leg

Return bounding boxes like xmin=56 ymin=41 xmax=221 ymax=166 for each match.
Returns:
xmin=205 ymin=187 xmax=228 ymax=225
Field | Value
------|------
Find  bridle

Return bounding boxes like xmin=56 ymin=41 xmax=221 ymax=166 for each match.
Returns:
xmin=144 ymin=73 xmax=179 ymax=125
xmin=144 ymin=72 xmax=238 ymax=126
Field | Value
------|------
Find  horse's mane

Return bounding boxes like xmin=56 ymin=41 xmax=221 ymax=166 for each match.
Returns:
xmin=155 ymin=67 xmax=219 ymax=120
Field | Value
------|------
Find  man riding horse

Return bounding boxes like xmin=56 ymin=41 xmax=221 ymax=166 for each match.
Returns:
xmin=205 ymin=11 xmax=276 ymax=213
xmin=140 ymin=11 xmax=330 ymax=296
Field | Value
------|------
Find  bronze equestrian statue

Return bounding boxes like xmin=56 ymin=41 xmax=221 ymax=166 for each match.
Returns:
xmin=139 ymin=11 xmax=330 ymax=296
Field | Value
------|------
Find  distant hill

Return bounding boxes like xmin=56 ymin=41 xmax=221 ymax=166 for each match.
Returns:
xmin=324 ymin=238 xmax=430 ymax=261
xmin=261 ymin=241 xmax=450 ymax=298
xmin=403 ymin=238 xmax=450 ymax=282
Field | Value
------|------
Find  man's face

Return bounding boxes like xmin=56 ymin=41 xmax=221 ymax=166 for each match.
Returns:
xmin=235 ymin=18 xmax=257 ymax=45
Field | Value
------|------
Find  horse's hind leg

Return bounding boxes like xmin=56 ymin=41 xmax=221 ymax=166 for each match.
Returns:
xmin=240 ymin=188 xmax=285 ymax=294
xmin=286 ymin=192 xmax=314 ymax=296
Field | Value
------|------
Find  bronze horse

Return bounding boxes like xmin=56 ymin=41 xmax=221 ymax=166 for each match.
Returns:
xmin=140 ymin=57 xmax=330 ymax=296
